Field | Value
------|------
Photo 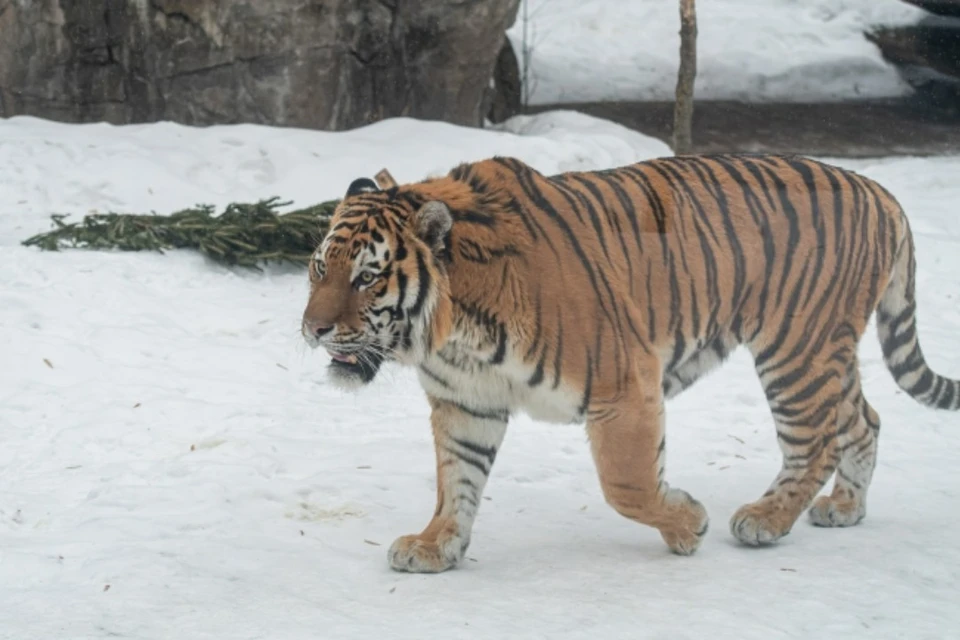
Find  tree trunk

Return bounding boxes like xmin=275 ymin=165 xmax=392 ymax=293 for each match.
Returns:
xmin=0 ymin=0 xmax=520 ymax=130
xmin=672 ymin=0 xmax=697 ymax=155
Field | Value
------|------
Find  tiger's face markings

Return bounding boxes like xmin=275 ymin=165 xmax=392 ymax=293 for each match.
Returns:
xmin=301 ymin=177 xmax=454 ymax=390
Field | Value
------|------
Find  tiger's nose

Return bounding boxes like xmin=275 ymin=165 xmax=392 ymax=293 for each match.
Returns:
xmin=303 ymin=318 xmax=334 ymax=339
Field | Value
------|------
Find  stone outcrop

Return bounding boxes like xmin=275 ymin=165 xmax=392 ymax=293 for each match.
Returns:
xmin=0 ymin=0 xmax=520 ymax=130
xmin=900 ymin=0 xmax=960 ymax=17
xmin=868 ymin=17 xmax=960 ymax=113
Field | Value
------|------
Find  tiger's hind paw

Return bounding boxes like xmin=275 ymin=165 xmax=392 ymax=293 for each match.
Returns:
xmin=730 ymin=499 xmax=794 ymax=546
xmin=388 ymin=533 xmax=466 ymax=573
xmin=808 ymin=495 xmax=866 ymax=528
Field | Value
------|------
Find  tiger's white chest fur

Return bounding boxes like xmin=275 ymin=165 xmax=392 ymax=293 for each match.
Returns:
xmin=416 ymin=342 xmax=584 ymax=425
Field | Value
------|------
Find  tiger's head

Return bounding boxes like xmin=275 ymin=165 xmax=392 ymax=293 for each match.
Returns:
xmin=300 ymin=176 xmax=454 ymax=390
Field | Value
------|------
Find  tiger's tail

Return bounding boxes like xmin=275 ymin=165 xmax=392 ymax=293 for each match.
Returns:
xmin=876 ymin=218 xmax=960 ymax=410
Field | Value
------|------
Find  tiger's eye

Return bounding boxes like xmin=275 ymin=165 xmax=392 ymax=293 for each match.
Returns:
xmin=360 ymin=271 xmax=374 ymax=284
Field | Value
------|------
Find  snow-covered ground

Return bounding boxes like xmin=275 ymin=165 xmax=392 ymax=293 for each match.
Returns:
xmin=507 ymin=0 xmax=927 ymax=104
xmin=2 ymin=112 xmax=959 ymax=639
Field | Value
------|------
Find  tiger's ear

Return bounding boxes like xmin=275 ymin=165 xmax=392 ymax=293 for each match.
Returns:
xmin=346 ymin=177 xmax=379 ymax=197
xmin=374 ymin=168 xmax=398 ymax=190
xmin=413 ymin=201 xmax=453 ymax=258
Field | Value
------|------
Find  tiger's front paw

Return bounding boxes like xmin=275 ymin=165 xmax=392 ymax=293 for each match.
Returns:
xmin=388 ymin=532 xmax=468 ymax=573
xmin=658 ymin=488 xmax=710 ymax=555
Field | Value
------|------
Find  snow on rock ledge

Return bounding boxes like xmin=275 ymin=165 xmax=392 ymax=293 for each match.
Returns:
xmin=507 ymin=0 xmax=928 ymax=104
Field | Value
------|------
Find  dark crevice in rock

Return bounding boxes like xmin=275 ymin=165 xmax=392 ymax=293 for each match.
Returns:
xmin=162 ymin=60 xmax=238 ymax=80
xmin=348 ymin=48 xmax=378 ymax=66
xmin=164 ymin=11 xmax=192 ymax=23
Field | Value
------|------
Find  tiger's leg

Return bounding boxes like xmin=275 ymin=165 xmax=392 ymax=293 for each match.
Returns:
xmin=808 ymin=359 xmax=880 ymax=527
xmin=662 ymin=332 xmax=738 ymax=399
xmin=731 ymin=333 xmax=850 ymax=546
xmin=388 ymin=396 xmax=507 ymax=573
xmin=587 ymin=367 xmax=709 ymax=555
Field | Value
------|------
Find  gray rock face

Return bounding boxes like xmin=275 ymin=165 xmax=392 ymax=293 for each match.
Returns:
xmin=868 ymin=15 xmax=960 ymax=113
xmin=0 ymin=0 xmax=520 ymax=129
xmin=900 ymin=0 xmax=960 ymax=17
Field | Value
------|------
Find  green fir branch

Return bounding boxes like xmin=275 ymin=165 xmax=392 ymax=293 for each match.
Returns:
xmin=21 ymin=197 xmax=339 ymax=269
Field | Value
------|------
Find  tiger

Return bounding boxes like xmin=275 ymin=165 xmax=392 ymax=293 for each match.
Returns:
xmin=300 ymin=152 xmax=959 ymax=573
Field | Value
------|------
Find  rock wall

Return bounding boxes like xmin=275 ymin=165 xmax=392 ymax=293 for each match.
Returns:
xmin=901 ymin=0 xmax=960 ymax=17
xmin=868 ymin=13 xmax=960 ymax=113
xmin=0 ymin=0 xmax=520 ymax=130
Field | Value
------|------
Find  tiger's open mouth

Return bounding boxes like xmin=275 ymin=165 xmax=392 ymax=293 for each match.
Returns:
xmin=327 ymin=349 xmax=383 ymax=384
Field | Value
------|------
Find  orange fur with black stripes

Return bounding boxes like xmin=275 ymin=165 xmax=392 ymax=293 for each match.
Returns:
xmin=300 ymin=154 xmax=959 ymax=573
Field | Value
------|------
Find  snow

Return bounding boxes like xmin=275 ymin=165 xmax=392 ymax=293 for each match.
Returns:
xmin=506 ymin=0 xmax=929 ymax=105
xmin=2 ymin=112 xmax=960 ymax=639
xmin=0 ymin=111 xmax=669 ymax=241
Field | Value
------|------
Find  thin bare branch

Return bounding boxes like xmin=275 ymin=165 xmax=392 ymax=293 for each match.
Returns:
xmin=672 ymin=0 xmax=698 ymax=155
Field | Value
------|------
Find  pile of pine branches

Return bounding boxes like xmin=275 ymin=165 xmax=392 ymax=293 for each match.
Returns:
xmin=21 ymin=197 xmax=339 ymax=269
